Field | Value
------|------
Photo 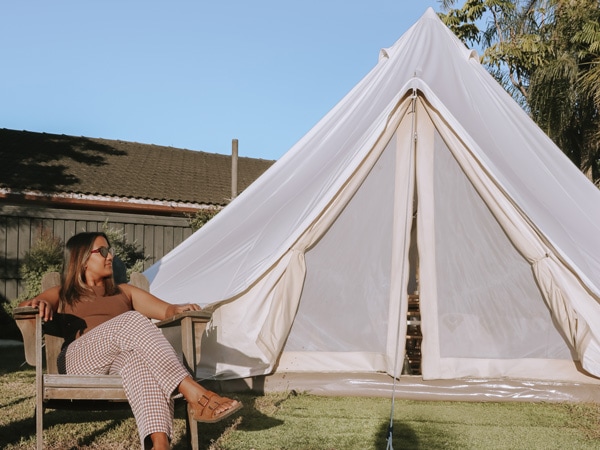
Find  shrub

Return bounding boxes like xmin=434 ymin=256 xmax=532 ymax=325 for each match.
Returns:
xmin=17 ymin=227 xmax=63 ymax=302
xmin=187 ymin=208 xmax=220 ymax=232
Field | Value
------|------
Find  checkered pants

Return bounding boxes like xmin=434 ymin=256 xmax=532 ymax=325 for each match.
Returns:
xmin=63 ymin=310 xmax=191 ymax=448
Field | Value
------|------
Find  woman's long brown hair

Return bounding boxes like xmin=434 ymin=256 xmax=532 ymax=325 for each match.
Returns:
xmin=59 ymin=232 xmax=120 ymax=307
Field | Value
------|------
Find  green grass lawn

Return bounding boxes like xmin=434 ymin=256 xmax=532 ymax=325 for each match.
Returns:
xmin=1 ymin=344 xmax=599 ymax=449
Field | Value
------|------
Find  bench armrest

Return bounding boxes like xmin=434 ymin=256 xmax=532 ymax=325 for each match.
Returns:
xmin=13 ymin=305 xmax=40 ymax=319
xmin=155 ymin=310 xmax=212 ymax=328
xmin=13 ymin=306 xmax=41 ymax=367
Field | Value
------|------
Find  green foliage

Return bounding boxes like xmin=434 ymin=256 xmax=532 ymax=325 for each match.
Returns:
xmin=17 ymin=228 xmax=63 ymax=302
xmin=441 ymin=0 xmax=600 ymax=184
xmin=187 ymin=208 xmax=220 ymax=232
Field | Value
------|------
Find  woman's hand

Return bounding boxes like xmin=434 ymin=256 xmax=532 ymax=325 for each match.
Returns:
xmin=18 ymin=287 xmax=60 ymax=322
xmin=24 ymin=298 xmax=54 ymax=322
xmin=165 ymin=303 xmax=202 ymax=319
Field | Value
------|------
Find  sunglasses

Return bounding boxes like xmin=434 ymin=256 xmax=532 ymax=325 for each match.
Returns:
xmin=90 ymin=246 xmax=115 ymax=258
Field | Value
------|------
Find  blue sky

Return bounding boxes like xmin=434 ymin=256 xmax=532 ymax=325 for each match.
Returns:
xmin=1 ymin=1 xmax=441 ymax=160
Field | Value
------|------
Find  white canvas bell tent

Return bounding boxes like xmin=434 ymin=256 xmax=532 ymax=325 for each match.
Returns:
xmin=144 ymin=8 xmax=600 ymax=391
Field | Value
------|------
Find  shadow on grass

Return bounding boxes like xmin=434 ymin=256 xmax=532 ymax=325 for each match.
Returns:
xmin=0 ymin=344 xmax=29 ymax=375
xmin=0 ymin=398 xmax=280 ymax=450
xmin=375 ymin=421 xmax=418 ymax=449
xmin=1 ymin=401 xmax=252 ymax=450
xmin=180 ymin=394 xmax=284 ymax=450
xmin=375 ymin=419 xmax=462 ymax=449
xmin=0 ymin=408 xmax=136 ymax=449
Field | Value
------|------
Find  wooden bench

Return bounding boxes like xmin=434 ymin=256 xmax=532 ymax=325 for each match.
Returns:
xmin=13 ymin=272 xmax=212 ymax=450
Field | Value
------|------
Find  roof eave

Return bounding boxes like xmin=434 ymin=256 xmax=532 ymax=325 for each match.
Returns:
xmin=0 ymin=189 xmax=220 ymax=217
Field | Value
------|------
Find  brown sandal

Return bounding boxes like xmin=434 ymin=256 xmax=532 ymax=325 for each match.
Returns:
xmin=188 ymin=392 xmax=243 ymax=423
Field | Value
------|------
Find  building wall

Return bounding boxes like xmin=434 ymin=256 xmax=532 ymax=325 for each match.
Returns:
xmin=0 ymin=203 xmax=193 ymax=301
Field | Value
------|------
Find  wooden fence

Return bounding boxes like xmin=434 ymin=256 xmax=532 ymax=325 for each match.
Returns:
xmin=0 ymin=204 xmax=193 ymax=301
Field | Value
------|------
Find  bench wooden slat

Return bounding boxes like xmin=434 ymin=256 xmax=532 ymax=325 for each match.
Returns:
xmin=44 ymin=388 xmax=128 ymax=401
xmin=44 ymin=386 xmax=127 ymax=402
xmin=44 ymin=374 xmax=124 ymax=388
xmin=155 ymin=310 xmax=212 ymax=327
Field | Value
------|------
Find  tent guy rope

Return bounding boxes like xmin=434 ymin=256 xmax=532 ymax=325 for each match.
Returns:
xmin=386 ymin=89 xmax=418 ymax=450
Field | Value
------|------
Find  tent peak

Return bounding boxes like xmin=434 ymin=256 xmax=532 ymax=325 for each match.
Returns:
xmin=467 ymin=48 xmax=480 ymax=61
xmin=417 ymin=7 xmax=442 ymax=23
xmin=423 ymin=7 xmax=438 ymax=17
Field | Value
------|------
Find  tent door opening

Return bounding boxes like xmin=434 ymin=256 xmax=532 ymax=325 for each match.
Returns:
xmin=403 ymin=207 xmax=421 ymax=375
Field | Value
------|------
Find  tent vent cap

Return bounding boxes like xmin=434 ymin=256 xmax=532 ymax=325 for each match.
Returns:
xmin=379 ymin=48 xmax=390 ymax=61
xmin=466 ymin=48 xmax=480 ymax=61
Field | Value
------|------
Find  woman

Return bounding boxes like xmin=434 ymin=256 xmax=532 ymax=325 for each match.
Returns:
xmin=19 ymin=232 xmax=242 ymax=450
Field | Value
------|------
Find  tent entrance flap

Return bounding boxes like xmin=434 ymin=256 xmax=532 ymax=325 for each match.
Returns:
xmin=417 ymin=97 xmax=593 ymax=382
xmin=281 ymin=103 xmax=417 ymax=374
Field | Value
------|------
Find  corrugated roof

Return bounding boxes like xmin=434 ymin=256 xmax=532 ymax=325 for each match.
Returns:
xmin=0 ymin=128 xmax=274 ymax=206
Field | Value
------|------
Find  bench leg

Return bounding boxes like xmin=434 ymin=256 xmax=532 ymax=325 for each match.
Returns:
xmin=35 ymin=403 xmax=43 ymax=450
xmin=186 ymin=407 xmax=199 ymax=450
xmin=35 ymin=314 xmax=44 ymax=450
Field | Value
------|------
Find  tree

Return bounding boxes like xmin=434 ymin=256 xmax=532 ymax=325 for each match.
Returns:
xmin=440 ymin=0 xmax=600 ymax=184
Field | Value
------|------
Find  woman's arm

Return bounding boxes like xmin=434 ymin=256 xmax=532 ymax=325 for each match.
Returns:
xmin=17 ymin=286 xmax=61 ymax=322
xmin=119 ymin=283 xmax=201 ymax=321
